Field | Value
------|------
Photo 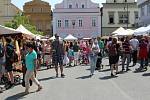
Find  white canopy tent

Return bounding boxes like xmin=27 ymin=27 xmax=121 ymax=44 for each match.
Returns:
xmin=16 ymin=25 xmax=36 ymax=38
xmin=64 ymin=34 xmax=78 ymax=40
xmin=115 ymin=29 xmax=134 ymax=36
xmin=112 ymin=27 xmax=125 ymax=35
xmin=145 ymin=25 xmax=150 ymax=33
xmin=0 ymin=25 xmax=20 ymax=35
xmin=49 ymin=35 xmax=62 ymax=40
xmin=133 ymin=27 xmax=149 ymax=36
xmin=83 ymin=38 xmax=91 ymax=40
xmin=35 ymin=35 xmax=45 ymax=40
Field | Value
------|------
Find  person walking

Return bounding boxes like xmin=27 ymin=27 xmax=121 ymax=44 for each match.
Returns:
xmin=96 ymin=37 xmax=104 ymax=70
xmin=89 ymin=38 xmax=100 ymax=77
xmin=122 ymin=37 xmax=131 ymax=72
xmin=130 ymin=35 xmax=139 ymax=66
xmin=68 ymin=46 xmax=74 ymax=67
xmin=137 ymin=38 xmax=148 ymax=71
xmin=24 ymin=43 xmax=42 ymax=94
xmin=108 ymin=38 xmax=120 ymax=76
xmin=51 ymin=34 xmax=65 ymax=78
xmin=73 ymin=41 xmax=79 ymax=66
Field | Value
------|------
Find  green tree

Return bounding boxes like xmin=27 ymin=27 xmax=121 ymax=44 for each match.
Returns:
xmin=5 ymin=13 xmax=44 ymax=35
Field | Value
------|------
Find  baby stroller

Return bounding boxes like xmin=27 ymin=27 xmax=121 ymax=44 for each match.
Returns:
xmin=96 ymin=51 xmax=103 ymax=71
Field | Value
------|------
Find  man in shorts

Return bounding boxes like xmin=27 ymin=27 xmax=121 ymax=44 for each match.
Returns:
xmin=51 ymin=34 xmax=65 ymax=78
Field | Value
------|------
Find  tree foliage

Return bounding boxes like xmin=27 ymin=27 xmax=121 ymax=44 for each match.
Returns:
xmin=5 ymin=13 xmax=44 ymax=35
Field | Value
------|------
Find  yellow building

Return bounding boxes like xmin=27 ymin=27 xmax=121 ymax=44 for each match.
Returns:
xmin=23 ymin=0 xmax=52 ymax=36
xmin=0 ymin=0 xmax=22 ymax=25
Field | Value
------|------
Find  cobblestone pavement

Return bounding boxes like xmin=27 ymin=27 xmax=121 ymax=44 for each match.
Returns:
xmin=1 ymin=57 xmax=150 ymax=100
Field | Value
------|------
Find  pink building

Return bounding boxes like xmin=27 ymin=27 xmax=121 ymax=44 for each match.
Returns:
xmin=53 ymin=0 xmax=101 ymax=38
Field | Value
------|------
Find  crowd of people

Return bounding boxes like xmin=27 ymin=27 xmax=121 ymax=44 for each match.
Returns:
xmin=0 ymin=34 xmax=150 ymax=94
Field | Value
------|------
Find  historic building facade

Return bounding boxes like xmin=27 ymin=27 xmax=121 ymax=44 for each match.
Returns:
xmin=102 ymin=0 xmax=139 ymax=35
xmin=137 ymin=0 xmax=150 ymax=26
xmin=53 ymin=0 xmax=101 ymax=38
xmin=0 ymin=0 xmax=22 ymax=25
xmin=23 ymin=0 xmax=52 ymax=36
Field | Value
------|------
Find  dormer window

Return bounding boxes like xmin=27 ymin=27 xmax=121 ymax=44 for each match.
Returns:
xmin=82 ymin=4 xmax=85 ymax=8
xmin=69 ymin=5 xmax=72 ymax=9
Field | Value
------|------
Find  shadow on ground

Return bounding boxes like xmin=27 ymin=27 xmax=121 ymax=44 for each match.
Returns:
xmin=142 ymin=73 xmax=150 ymax=76
xmin=38 ymin=76 xmax=56 ymax=82
xmin=100 ymin=69 xmax=111 ymax=72
xmin=5 ymin=92 xmax=27 ymax=100
xmin=133 ymin=69 xmax=147 ymax=73
xmin=99 ymin=75 xmax=118 ymax=80
xmin=76 ymin=75 xmax=91 ymax=79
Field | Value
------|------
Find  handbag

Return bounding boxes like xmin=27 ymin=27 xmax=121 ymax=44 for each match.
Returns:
xmin=21 ymin=80 xmax=32 ymax=87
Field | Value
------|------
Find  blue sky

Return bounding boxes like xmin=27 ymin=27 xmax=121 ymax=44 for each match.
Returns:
xmin=11 ymin=0 xmax=106 ymax=10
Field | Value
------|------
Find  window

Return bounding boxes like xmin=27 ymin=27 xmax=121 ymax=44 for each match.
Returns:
xmin=108 ymin=12 xmax=115 ymax=24
xmin=92 ymin=18 xmax=96 ymax=27
xmin=57 ymin=20 xmax=61 ymax=28
xmin=69 ymin=5 xmax=72 ymax=9
xmin=114 ymin=0 xmax=116 ymax=3
xmin=79 ymin=20 xmax=82 ymax=27
xmin=118 ymin=12 xmax=129 ymax=24
xmin=124 ymin=0 xmax=127 ymax=2
xmin=82 ymin=4 xmax=85 ymax=8
xmin=65 ymin=20 xmax=69 ymax=28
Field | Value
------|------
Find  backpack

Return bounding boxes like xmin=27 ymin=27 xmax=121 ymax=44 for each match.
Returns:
xmin=108 ymin=43 xmax=117 ymax=56
xmin=99 ymin=41 xmax=104 ymax=49
xmin=6 ymin=44 xmax=18 ymax=62
xmin=0 ymin=44 xmax=4 ymax=57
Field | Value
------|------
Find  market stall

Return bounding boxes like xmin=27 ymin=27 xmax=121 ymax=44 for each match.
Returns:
xmin=16 ymin=25 xmax=36 ymax=38
xmin=64 ymin=34 xmax=78 ymax=41
xmin=49 ymin=35 xmax=62 ymax=40
xmin=0 ymin=25 xmax=21 ymax=36
xmin=114 ymin=29 xmax=134 ymax=36
xmin=133 ymin=27 xmax=149 ymax=36
xmin=112 ymin=27 xmax=125 ymax=35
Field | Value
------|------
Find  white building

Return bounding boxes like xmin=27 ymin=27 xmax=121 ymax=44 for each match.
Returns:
xmin=53 ymin=0 xmax=101 ymax=38
xmin=0 ymin=0 xmax=22 ymax=25
xmin=102 ymin=0 xmax=139 ymax=35
xmin=137 ymin=0 xmax=150 ymax=26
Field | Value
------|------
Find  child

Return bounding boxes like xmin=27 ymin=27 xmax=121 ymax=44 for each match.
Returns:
xmin=68 ymin=47 xmax=74 ymax=66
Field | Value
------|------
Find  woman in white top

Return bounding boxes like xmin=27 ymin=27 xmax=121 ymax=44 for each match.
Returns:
xmin=89 ymin=38 xmax=100 ymax=77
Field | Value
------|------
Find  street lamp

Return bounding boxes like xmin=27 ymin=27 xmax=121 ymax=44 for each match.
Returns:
xmin=72 ymin=20 xmax=75 ymax=28
xmin=100 ymin=7 xmax=103 ymax=37
xmin=124 ymin=0 xmax=129 ymax=29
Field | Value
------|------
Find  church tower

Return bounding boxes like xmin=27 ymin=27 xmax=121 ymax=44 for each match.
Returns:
xmin=24 ymin=0 xmax=52 ymax=36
